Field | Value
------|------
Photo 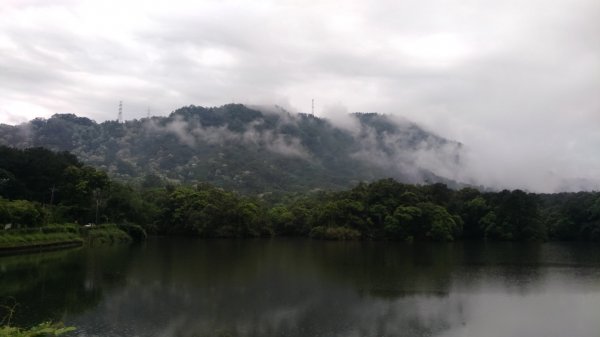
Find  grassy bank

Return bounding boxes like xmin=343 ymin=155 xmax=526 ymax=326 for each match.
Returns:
xmin=0 ymin=322 xmax=74 ymax=336
xmin=0 ymin=225 xmax=83 ymax=252
xmin=0 ymin=223 xmax=145 ymax=253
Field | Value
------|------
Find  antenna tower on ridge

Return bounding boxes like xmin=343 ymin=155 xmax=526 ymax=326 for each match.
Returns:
xmin=118 ymin=101 xmax=123 ymax=123
xmin=311 ymin=98 xmax=314 ymax=115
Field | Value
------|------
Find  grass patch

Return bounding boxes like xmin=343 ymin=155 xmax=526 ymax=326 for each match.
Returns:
xmin=0 ymin=322 xmax=75 ymax=337
xmin=0 ymin=223 xmax=142 ymax=252
xmin=0 ymin=226 xmax=82 ymax=249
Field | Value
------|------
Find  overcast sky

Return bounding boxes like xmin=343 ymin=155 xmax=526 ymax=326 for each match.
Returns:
xmin=0 ymin=0 xmax=599 ymax=191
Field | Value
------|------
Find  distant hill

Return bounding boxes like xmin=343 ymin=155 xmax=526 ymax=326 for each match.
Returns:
xmin=0 ymin=104 xmax=463 ymax=193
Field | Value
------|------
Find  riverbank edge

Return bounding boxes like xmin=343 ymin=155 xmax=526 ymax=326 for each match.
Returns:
xmin=0 ymin=223 xmax=146 ymax=256
xmin=0 ymin=239 xmax=83 ymax=255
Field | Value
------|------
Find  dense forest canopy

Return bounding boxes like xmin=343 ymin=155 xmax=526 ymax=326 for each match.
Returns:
xmin=0 ymin=104 xmax=462 ymax=193
xmin=1 ymin=146 xmax=600 ymax=241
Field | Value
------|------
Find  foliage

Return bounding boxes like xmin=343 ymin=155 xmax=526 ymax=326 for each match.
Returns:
xmin=0 ymin=105 xmax=461 ymax=194
xmin=262 ymin=179 xmax=600 ymax=242
xmin=2 ymin=145 xmax=600 ymax=242
xmin=117 ymin=223 xmax=147 ymax=242
xmin=384 ymin=206 xmax=421 ymax=240
xmin=0 ymin=322 xmax=75 ymax=337
xmin=1 ymin=298 xmax=75 ymax=336
xmin=155 ymin=185 xmax=271 ymax=237
xmin=0 ymin=146 xmax=109 ymax=224
xmin=81 ymin=224 xmax=132 ymax=245
xmin=0 ymin=199 xmax=47 ymax=228
xmin=309 ymin=226 xmax=361 ymax=240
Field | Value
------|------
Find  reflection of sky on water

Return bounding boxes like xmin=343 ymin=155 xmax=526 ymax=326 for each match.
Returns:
xmin=61 ymin=240 xmax=600 ymax=337
xmin=69 ymin=278 xmax=600 ymax=337
xmin=441 ymin=292 xmax=600 ymax=337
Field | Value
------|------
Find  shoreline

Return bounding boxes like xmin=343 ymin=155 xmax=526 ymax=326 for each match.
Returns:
xmin=0 ymin=239 xmax=83 ymax=255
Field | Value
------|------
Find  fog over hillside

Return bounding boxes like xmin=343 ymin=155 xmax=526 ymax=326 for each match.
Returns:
xmin=0 ymin=104 xmax=465 ymax=193
xmin=2 ymin=102 xmax=599 ymax=193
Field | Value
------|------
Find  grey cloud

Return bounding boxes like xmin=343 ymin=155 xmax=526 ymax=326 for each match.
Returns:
xmin=1 ymin=0 xmax=598 ymax=191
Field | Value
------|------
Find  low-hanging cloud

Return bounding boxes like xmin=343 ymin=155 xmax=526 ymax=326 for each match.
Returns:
xmin=346 ymin=114 xmax=462 ymax=183
xmin=144 ymin=114 xmax=311 ymax=160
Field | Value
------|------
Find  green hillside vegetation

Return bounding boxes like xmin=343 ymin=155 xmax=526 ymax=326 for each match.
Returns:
xmin=159 ymin=179 xmax=600 ymax=242
xmin=2 ymin=146 xmax=600 ymax=242
xmin=0 ymin=146 xmax=154 ymax=226
xmin=0 ymin=104 xmax=462 ymax=194
xmin=0 ymin=147 xmax=146 ymax=250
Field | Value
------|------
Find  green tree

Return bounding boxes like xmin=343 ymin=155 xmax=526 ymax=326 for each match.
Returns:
xmin=269 ymin=206 xmax=295 ymax=235
xmin=417 ymin=202 xmax=461 ymax=241
xmin=384 ymin=205 xmax=421 ymax=240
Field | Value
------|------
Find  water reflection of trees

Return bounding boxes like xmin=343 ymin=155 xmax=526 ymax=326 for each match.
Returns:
xmin=3 ymin=239 xmax=598 ymax=337
xmin=0 ymin=245 xmax=132 ymax=327
xmin=69 ymin=239 xmax=574 ymax=337
xmin=302 ymin=241 xmax=552 ymax=298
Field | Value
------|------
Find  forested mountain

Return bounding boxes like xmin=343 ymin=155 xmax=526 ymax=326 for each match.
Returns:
xmin=0 ymin=104 xmax=462 ymax=193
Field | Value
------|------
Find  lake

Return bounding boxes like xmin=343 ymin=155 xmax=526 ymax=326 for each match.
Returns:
xmin=1 ymin=238 xmax=600 ymax=337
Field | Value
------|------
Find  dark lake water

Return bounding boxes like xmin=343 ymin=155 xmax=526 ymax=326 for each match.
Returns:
xmin=2 ymin=238 xmax=600 ymax=337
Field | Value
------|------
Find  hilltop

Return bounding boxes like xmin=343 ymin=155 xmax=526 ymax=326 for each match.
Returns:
xmin=0 ymin=104 xmax=462 ymax=193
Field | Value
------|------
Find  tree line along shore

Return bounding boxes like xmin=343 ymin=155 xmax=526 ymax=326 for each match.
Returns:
xmin=1 ymin=146 xmax=600 ymax=252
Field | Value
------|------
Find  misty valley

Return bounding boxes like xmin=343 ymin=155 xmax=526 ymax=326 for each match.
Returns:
xmin=2 ymin=106 xmax=600 ymax=337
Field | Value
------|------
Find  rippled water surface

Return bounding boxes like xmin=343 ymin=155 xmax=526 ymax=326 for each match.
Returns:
xmin=2 ymin=238 xmax=600 ymax=337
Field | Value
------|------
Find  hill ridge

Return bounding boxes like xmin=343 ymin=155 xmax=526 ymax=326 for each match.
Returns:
xmin=0 ymin=104 xmax=463 ymax=193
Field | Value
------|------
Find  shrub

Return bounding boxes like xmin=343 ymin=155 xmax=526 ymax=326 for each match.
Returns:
xmin=81 ymin=224 xmax=132 ymax=245
xmin=117 ymin=223 xmax=147 ymax=242
xmin=309 ymin=226 xmax=361 ymax=240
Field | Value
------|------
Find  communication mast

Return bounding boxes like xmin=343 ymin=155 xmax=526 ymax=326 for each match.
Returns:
xmin=118 ymin=101 xmax=123 ymax=123
xmin=311 ymin=98 xmax=314 ymax=115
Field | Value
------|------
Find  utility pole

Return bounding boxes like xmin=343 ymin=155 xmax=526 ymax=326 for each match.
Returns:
xmin=93 ymin=189 xmax=101 ymax=225
xmin=45 ymin=185 xmax=58 ymax=224
xmin=95 ymin=199 xmax=99 ymax=225
xmin=118 ymin=101 xmax=123 ymax=123
xmin=49 ymin=185 xmax=57 ymax=205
